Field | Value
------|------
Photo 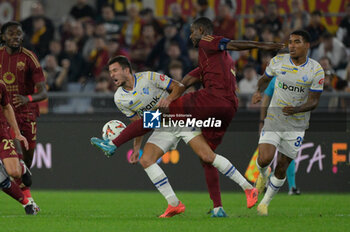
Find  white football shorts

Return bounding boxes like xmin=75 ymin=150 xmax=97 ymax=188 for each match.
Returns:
xmin=258 ymin=128 xmax=305 ymax=159
xmin=147 ymin=126 xmax=201 ymax=153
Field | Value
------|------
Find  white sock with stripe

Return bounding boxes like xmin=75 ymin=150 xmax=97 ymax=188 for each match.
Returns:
xmin=212 ymin=154 xmax=253 ymax=190
xmin=256 ymin=160 xmax=270 ymax=178
xmin=144 ymin=163 xmax=179 ymax=206
xmin=260 ymin=174 xmax=286 ymax=205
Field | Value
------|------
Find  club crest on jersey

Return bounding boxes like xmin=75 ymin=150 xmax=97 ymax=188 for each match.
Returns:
xmin=160 ymin=74 xmax=165 ymax=81
xmin=129 ymin=100 xmax=134 ymax=105
xmin=3 ymin=72 xmax=15 ymax=85
xmin=143 ymin=87 xmax=149 ymax=95
xmin=17 ymin=61 xmax=25 ymax=71
xmin=302 ymin=75 xmax=308 ymax=82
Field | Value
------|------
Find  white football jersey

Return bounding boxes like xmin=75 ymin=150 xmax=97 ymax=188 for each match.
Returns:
xmin=114 ymin=71 xmax=172 ymax=118
xmin=264 ymin=54 xmax=324 ymax=131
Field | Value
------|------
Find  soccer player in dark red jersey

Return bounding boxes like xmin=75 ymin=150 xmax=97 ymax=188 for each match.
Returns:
xmin=0 ymin=80 xmax=37 ymax=215
xmin=91 ymin=17 xmax=284 ymax=214
xmin=0 ymin=21 xmax=47 ymax=210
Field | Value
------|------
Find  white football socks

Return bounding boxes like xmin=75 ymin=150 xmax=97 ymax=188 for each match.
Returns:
xmin=256 ymin=160 xmax=270 ymax=178
xmin=144 ymin=163 xmax=179 ymax=207
xmin=260 ymin=174 xmax=286 ymax=205
xmin=212 ymin=154 xmax=253 ymax=190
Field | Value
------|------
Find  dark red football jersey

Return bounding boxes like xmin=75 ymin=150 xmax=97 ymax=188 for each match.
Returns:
xmin=0 ymin=80 xmax=10 ymax=123
xmin=0 ymin=47 xmax=45 ymax=116
xmin=188 ymin=35 xmax=237 ymax=100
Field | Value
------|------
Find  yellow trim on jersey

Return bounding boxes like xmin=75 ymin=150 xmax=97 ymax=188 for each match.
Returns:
xmin=22 ymin=48 xmax=41 ymax=68
xmin=281 ymin=65 xmax=298 ymax=73
xmin=202 ymin=35 xmax=214 ymax=42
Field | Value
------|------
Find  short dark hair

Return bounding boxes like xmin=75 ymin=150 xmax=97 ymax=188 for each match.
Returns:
xmin=290 ymin=30 xmax=311 ymax=43
xmin=192 ymin=17 xmax=213 ymax=34
xmin=108 ymin=56 xmax=132 ymax=74
xmin=1 ymin=21 xmax=22 ymax=35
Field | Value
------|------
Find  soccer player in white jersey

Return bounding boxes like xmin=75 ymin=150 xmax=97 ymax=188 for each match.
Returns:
xmin=92 ymin=56 xmax=258 ymax=218
xmin=252 ymin=30 xmax=324 ymax=215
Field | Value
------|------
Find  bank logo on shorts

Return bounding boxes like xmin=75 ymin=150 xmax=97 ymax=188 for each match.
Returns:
xmin=143 ymin=109 xmax=161 ymax=128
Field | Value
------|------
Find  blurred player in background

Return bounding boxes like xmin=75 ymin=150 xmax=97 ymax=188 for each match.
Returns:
xmin=252 ymin=30 xmax=323 ymax=215
xmin=91 ymin=17 xmax=283 ymax=215
xmin=260 ymin=76 xmax=301 ymax=195
xmin=0 ymin=21 xmax=48 ymax=210
xmin=92 ymin=56 xmax=259 ymax=217
xmin=0 ymin=80 xmax=37 ymax=215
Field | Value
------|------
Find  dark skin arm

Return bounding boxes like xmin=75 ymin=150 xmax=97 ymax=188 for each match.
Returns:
xmin=252 ymin=74 xmax=273 ymax=104
xmin=282 ymin=91 xmax=322 ymax=115
xmin=13 ymin=82 xmax=48 ymax=108
xmin=226 ymin=40 xmax=285 ymax=51
xmin=157 ymin=79 xmax=186 ymax=111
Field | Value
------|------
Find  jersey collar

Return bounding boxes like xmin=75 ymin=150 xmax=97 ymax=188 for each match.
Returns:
xmin=289 ymin=56 xmax=309 ymax=67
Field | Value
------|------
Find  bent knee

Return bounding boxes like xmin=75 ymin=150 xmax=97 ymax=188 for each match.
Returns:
xmin=197 ymin=150 xmax=215 ymax=164
xmin=140 ymin=156 xmax=156 ymax=169
xmin=7 ymin=168 xmax=21 ymax=179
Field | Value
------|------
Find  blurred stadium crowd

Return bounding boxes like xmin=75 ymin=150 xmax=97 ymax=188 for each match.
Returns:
xmin=14 ymin=0 xmax=350 ymax=113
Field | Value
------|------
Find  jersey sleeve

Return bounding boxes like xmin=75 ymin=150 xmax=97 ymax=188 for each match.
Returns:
xmin=199 ymin=35 xmax=227 ymax=51
xmin=310 ymin=64 xmax=324 ymax=92
xmin=114 ymin=94 xmax=137 ymax=118
xmin=265 ymin=55 xmax=282 ymax=78
xmin=27 ymin=50 xmax=45 ymax=83
xmin=187 ymin=67 xmax=201 ymax=79
xmin=0 ymin=81 xmax=9 ymax=106
xmin=146 ymin=72 xmax=172 ymax=90
xmin=264 ymin=77 xmax=276 ymax=97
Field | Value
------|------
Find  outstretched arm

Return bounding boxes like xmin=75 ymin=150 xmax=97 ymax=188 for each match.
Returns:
xmin=282 ymin=92 xmax=322 ymax=115
xmin=226 ymin=40 xmax=285 ymax=51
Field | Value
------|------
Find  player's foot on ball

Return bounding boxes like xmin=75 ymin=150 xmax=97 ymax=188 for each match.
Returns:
xmin=210 ymin=207 xmax=227 ymax=217
xmin=159 ymin=201 xmax=185 ymax=218
xmin=245 ymin=187 xmax=258 ymax=208
xmin=90 ymin=137 xmax=116 ymax=157
xmin=24 ymin=204 xmax=37 ymax=215
xmin=256 ymin=173 xmax=268 ymax=194
xmin=257 ymin=203 xmax=268 ymax=216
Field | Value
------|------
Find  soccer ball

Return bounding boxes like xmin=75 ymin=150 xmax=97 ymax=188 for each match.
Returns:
xmin=102 ymin=120 xmax=126 ymax=141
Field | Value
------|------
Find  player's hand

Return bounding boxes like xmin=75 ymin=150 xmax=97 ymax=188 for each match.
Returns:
xmin=251 ymin=91 xmax=262 ymax=104
xmin=128 ymin=150 xmax=140 ymax=164
xmin=158 ymin=98 xmax=171 ymax=113
xmin=13 ymin=94 xmax=29 ymax=108
xmin=15 ymin=134 xmax=29 ymax=150
xmin=282 ymin=106 xmax=299 ymax=115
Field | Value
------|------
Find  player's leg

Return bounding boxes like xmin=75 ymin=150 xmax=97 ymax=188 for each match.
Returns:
xmin=12 ymin=119 xmax=39 ymax=211
xmin=257 ymin=131 xmax=304 ymax=215
xmin=257 ymin=153 xmax=291 ymax=216
xmin=2 ymin=157 xmax=22 ymax=178
xmin=287 ymin=160 xmax=296 ymax=193
xmin=0 ymin=161 xmax=37 ymax=215
xmin=187 ymin=134 xmax=258 ymax=208
xmin=139 ymin=132 xmax=185 ymax=218
xmin=255 ymin=130 xmax=281 ymax=194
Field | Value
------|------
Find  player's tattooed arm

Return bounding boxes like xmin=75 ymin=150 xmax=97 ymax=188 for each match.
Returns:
xmin=252 ymin=74 xmax=272 ymax=104
xmin=282 ymin=92 xmax=322 ymax=115
xmin=13 ymin=82 xmax=48 ymax=107
xmin=226 ymin=40 xmax=285 ymax=51
xmin=182 ymin=74 xmax=201 ymax=89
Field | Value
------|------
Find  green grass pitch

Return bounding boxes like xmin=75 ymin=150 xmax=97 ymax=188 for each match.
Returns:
xmin=0 ymin=191 xmax=349 ymax=232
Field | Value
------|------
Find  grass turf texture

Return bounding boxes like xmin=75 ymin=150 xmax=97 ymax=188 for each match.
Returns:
xmin=0 ymin=191 xmax=349 ymax=232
